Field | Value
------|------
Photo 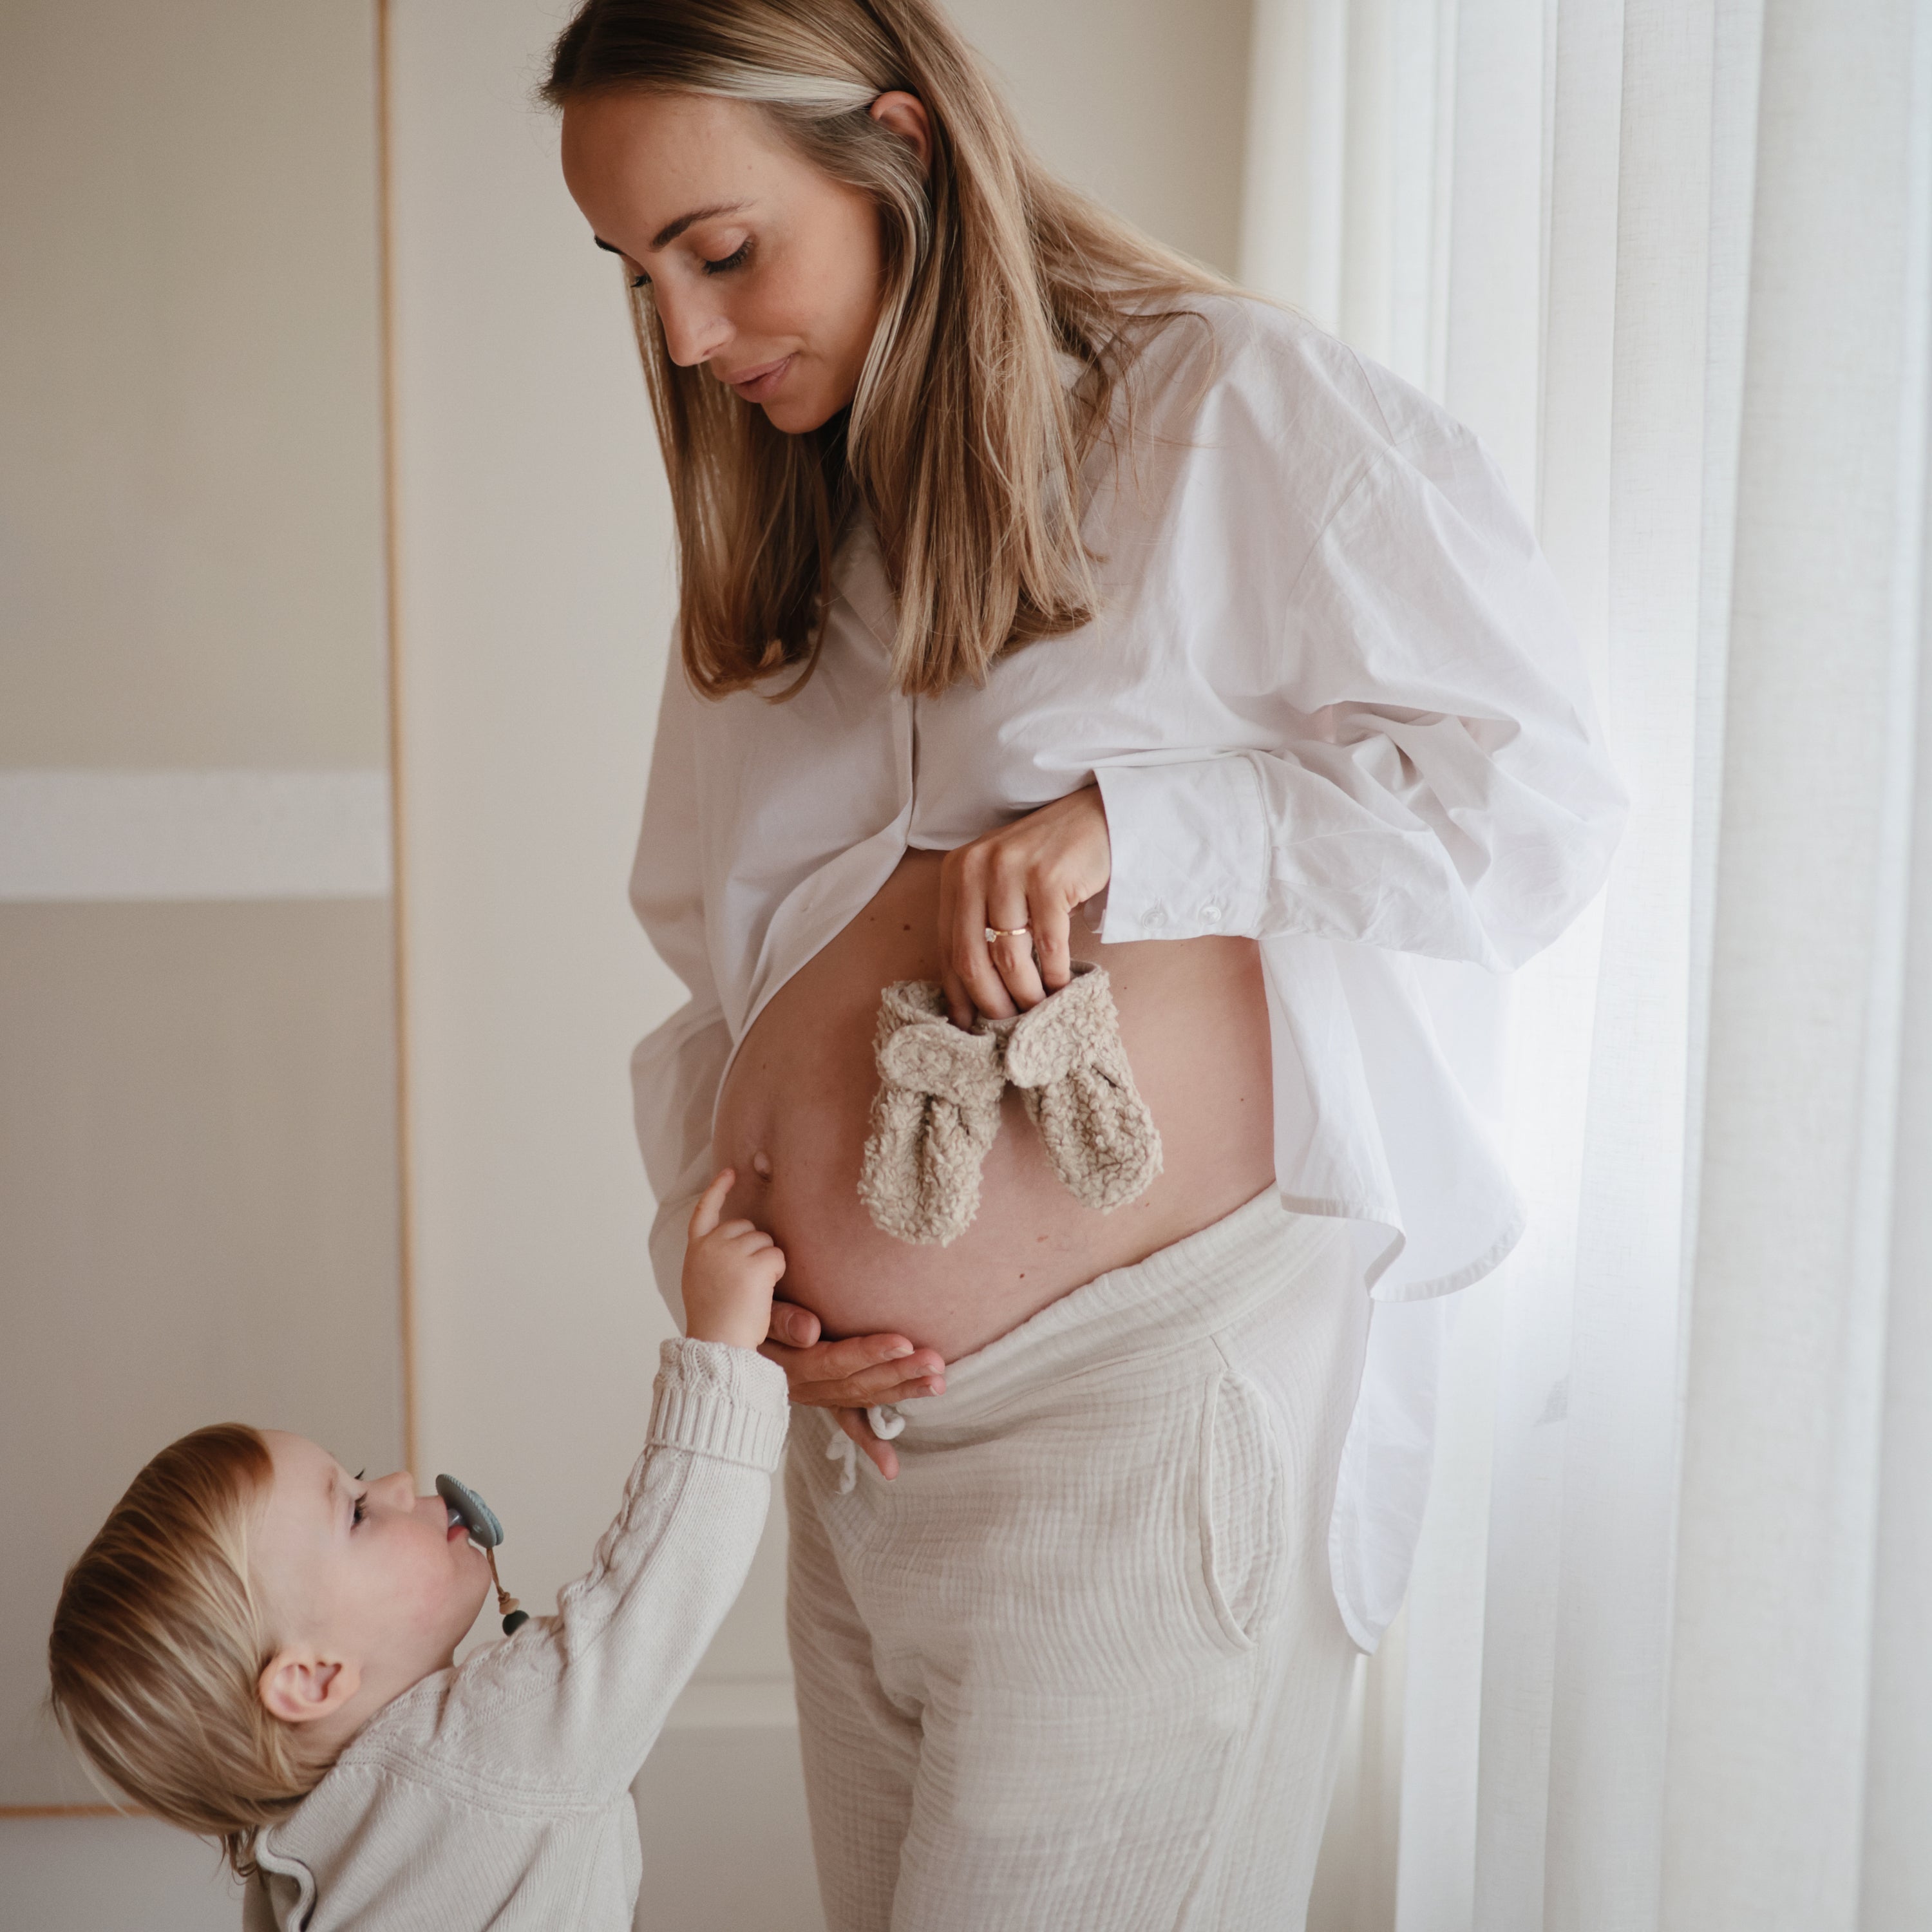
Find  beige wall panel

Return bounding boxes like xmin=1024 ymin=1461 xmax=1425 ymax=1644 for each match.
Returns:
xmin=0 ymin=902 xmax=404 ymax=1805
xmin=952 ymin=0 xmax=1255 ymax=276
xmin=388 ymin=0 xmax=685 ymax=1649
xmin=0 ymin=0 xmax=387 ymax=768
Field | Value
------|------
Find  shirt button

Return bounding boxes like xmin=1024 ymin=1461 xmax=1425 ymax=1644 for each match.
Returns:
xmin=1200 ymin=902 xmax=1225 ymax=926
xmin=1142 ymin=905 xmax=1168 ymax=930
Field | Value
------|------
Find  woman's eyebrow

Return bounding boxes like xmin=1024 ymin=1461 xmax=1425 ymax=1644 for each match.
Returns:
xmin=591 ymin=201 xmax=751 ymax=259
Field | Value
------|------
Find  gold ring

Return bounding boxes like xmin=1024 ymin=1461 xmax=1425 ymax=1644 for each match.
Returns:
xmin=984 ymin=924 xmax=1031 ymax=943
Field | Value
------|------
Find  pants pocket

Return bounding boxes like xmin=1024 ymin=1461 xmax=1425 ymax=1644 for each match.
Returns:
xmin=1194 ymin=1368 xmax=1288 ymax=1653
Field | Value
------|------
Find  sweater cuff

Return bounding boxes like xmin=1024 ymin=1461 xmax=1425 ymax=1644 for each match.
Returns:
xmin=1095 ymin=757 xmax=1269 ymax=942
xmin=649 ymin=1339 xmax=791 ymax=1470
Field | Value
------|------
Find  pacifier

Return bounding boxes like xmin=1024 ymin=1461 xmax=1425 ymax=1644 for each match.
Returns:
xmin=435 ymin=1474 xmax=529 ymax=1635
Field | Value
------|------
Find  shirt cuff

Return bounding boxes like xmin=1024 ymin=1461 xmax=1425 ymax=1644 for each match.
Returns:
xmin=1094 ymin=757 xmax=1269 ymax=942
xmin=650 ymin=1339 xmax=791 ymax=1470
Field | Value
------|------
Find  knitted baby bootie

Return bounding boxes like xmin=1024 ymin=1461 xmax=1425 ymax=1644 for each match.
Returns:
xmin=858 ymin=980 xmax=1008 ymax=1246
xmin=983 ymin=961 xmax=1163 ymax=1213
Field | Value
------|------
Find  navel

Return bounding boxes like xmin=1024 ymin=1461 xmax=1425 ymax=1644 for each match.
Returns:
xmin=752 ymin=1148 xmax=774 ymax=1182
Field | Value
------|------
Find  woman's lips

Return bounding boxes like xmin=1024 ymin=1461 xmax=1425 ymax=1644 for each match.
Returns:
xmin=724 ymin=355 xmax=792 ymax=401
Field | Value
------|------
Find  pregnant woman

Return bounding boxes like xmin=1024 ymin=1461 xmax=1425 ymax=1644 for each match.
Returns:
xmin=549 ymin=3 xmax=1624 ymax=1926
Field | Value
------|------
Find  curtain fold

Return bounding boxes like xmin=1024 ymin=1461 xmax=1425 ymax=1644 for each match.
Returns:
xmin=1246 ymin=3 xmax=1932 ymax=1927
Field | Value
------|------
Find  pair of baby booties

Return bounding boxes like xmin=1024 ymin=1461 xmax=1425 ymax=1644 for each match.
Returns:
xmin=858 ymin=961 xmax=1164 ymax=1246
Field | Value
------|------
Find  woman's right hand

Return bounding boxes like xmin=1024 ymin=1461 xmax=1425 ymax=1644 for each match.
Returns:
xmin=758 ymin=1299 xmax=946 ymax=1477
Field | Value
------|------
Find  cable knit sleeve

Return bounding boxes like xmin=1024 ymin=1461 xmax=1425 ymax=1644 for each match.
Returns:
xmin=401 ymin=1341 xmax=789 ymax=1804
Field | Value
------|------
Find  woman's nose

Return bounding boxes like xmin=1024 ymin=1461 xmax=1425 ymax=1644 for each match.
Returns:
xmin=653 ymin=287 xmax=732 ymax=368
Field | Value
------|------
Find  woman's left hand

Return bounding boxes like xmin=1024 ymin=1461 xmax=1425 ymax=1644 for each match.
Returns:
xmin=938 ymin=786 xmax=1112 ymax=1027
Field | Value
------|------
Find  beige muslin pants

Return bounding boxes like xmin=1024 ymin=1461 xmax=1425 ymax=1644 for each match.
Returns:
xmin=786 ymin=1193 xmax=1370 ymax=1932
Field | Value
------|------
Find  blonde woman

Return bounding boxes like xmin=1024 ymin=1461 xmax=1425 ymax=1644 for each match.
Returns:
xmin=547 ymin=3 xmax=1624 ymax=1927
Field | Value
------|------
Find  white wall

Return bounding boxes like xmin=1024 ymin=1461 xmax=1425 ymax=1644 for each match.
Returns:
xmin=958 ymin=0 xmax=1252 ymax=276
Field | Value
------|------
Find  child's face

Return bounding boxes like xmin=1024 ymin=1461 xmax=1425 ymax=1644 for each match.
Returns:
xmin=251 ymin=1432 xmax=493 ymax=1736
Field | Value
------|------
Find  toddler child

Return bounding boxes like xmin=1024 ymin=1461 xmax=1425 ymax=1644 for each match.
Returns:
xmin=48 ymin=1171 xmax=791 ymax=1931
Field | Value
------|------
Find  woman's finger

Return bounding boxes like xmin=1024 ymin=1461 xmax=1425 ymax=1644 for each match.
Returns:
xmin=936 ymin=854 xmax=969 ymax=1026
xmin=837 ymin=1407 xmax=900 ymax=1481
xmin=985 ymin=864 xmax=1046 ymax=1009
xmin=804 ymin=1365 xmax=945 ymax=1406
xmin=1030 ymin=880 xmax=1074 ymax=993
xmin=786 ymin=1359 xmax=945 ymax=1406
xmin=811 ymin=1332 xmax=923 ymax=1378
xmin=759 ymin=1340 xmax=946 ymax=1408
xmin=688 ymin=1169 xmax=735 ymax=1241
xmin=764 ymin=1298 xmax=820 ymax=1347
xmin=945 ymin=853 xmax=1012 ymax=1025
xmin=757 ymin=1330 xmax=936 ymax=1384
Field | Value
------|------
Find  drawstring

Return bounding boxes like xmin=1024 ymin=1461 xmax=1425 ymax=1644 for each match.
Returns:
xmin=825 ymin=1406 xmax=907 ymax=1495
xmin=825 ymin=1430 xmax=859 ymax=1495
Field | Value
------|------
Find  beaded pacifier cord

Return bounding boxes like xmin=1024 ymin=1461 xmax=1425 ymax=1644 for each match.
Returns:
xmin=434 ymin=1473 xmax=529 ymax=1635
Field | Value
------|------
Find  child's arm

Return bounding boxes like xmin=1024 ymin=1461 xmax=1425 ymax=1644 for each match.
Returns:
xmin=410 ymin=1175 xmax=790 ymax=1802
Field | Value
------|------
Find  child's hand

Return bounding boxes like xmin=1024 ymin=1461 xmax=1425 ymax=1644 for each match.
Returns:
xmin=682 ymin=1171 xmax=787 ymax=1352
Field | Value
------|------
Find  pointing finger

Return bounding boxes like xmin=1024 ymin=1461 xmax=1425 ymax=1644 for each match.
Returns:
xmin=688 ymin=1169 xmax=734 ymax=1242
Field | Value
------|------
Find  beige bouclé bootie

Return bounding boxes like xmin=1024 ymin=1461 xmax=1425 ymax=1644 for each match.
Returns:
xmin=857 ymin=980 xmax=1008 ymax=1247
xmin=857 ymin=963 xmax=1163 ymax=1247
xmin=982 ymin=961 xmax=1164 ymax=1213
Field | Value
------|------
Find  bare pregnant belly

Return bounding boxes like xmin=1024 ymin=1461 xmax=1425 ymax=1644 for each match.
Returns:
xmin=714 ymin=850 xmax=1276 ymax=1361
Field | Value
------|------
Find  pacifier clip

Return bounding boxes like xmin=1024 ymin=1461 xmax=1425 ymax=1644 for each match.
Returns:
xmin=435 ymin=1473 xmax=529 ymax=1635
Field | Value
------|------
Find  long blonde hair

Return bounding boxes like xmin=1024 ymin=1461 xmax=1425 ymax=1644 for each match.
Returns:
xmin=47 ymin=1425 xmax=321 ymax=1878
xmin=543 ymin=0 xmax=1226 ymax=697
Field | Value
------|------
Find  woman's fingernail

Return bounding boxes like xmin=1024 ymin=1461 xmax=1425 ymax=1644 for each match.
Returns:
xmin=886 ymin=1341 xmax=913 ymax=1359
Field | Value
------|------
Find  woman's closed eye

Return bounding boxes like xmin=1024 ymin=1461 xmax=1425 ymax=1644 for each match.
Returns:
xmin=632 ymin=240 xmax=752 ymax=291
xmin=701 ymin=239 xmax=751 ymax=276
xmin=626 ymin=240 xmax=746 ymax=292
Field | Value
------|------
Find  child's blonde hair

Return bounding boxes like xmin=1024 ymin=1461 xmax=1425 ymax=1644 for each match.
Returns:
xmin=47 ymin=1423 xmax=322 ymax=1876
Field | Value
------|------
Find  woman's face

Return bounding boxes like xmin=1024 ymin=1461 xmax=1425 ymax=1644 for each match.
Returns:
xmin=561 ymin=90 xmax=919 ymax=435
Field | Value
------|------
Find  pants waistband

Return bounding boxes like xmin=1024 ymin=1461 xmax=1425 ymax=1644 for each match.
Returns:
xmin=884 ymin=1191 xmax=1349 ymax=1432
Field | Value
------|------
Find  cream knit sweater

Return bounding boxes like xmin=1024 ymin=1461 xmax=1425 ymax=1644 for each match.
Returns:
xmin=243 ymin=1340 xmax=790 ymax=1932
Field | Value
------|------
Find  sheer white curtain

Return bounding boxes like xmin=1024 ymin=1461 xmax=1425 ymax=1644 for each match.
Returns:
xmin=1242 ymin=3 xmax=1932 ymax=1928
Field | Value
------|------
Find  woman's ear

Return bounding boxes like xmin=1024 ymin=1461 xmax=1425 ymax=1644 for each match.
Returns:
xmin=869 ymin=91 xmax=932 ymax=171
xmin=258 ymin=1647 xmax=363 ymax=1727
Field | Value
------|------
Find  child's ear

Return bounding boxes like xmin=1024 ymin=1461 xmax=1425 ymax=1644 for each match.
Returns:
xmin=258 ymin=1647 xmax=363 ymax=1727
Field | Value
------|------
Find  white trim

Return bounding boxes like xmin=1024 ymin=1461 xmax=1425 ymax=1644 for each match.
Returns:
xmin=0 ymin=770 xmax=392 ymax=902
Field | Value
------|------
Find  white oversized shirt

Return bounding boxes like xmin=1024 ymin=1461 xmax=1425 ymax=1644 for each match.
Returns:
xmin=629 ymin=295 xmax=1625 ymax=1649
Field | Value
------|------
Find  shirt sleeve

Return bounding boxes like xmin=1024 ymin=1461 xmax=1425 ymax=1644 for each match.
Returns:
xmin=1096 ymin=412 xmax=1626 ymax=972
xmin=630 ymin=656 xmax=732 ymax=1325
xmin=419 ymin=1340 xmax=789 ymax=1803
